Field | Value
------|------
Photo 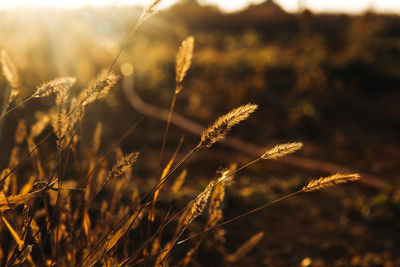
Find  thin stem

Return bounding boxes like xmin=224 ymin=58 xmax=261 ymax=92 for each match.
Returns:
xmin=107 ymin=13 xmax=144 ymax=74
xmin=226 ymin=157 xmax=262 ymax=178
xmin=159 ymin=92 xmax=177 ymax=167
xmin=113 ymin=145 xmax=199 ymax=249
xmin=130 ymin=189 xmax=303 ymax=266
xmin=177 ymin=190 xmax=303 ymax=245
xmin=0 ymin=95 xmax=33 ymax=121
xmin=160 ymin=157 xmax=263 ymax=231
xmin=126 ymin=156 xmax=263 ymax=264
xmin=153 ymin=145 xmax=200 ymax=199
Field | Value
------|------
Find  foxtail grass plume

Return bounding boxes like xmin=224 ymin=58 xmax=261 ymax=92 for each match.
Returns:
xmin=207 ymin=165 xmax=236 ymax=229
xmin=261 ymin=142 xmax=303 ymax=159
xmin=80 ymin=71 xmax=118 ymax=106
xmin=50 ymin=82 xmax=71 ymax=148
xmin=33 ymin=77 xmax=76 ymax=98
xmin=175 ymin=36 xmax=194 ymax=93
xmin=303 ymin=173 xmax=360 ymax=192
xmin=156 ymin=180 xmax=216 ymax=266
xmin=145 ymin=0 xmax=162 ymax=16
xmin=1 ymin=50 xmax=20 ymax=106
xmin=1 ymin=50 xmax=19 ymax=89
xmin=187 ymin=180 xmax=215 ymax=225
xmin=199 ymin=103 xmax=258 ymax=148
xmin=178 ymin=180 xmax=216 ymax=232
xmin=138 ymin=0 xmax=162 ymax=26
xmin=109 ymin=152 xmax=140 ymax=180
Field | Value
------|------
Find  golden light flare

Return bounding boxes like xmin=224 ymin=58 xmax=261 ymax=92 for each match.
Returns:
xmin=0 ymin=0 xmax=398 ymax=14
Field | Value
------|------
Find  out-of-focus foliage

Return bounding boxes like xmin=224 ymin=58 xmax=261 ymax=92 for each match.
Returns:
xmin=0 ymin=0 xmax=399 ymax=265
xmin=1 ymin=0 xmax=399 ymax=176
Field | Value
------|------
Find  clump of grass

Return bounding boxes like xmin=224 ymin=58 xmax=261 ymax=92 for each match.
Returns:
xmin=0 ymin=4 xmax=363 ymax=266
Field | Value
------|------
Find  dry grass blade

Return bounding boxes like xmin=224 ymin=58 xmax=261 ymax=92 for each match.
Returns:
xmin=175 ymin=36 xmax=194 ymax=91
xmin=199 ymin=103 xmax=258 ymax=148
xmin=225 ymin=232 xmax=264 ymax=263
xmin=302 ymin=173 xmax=360 ymax=192
xmin=82 ymin=209 xmax=143 ymax=266
xmin=0 ymin=180 xmax=57 ymax=212
xmin=150 ymin=140 xmax=181 ymax=222
xmin=171 ymin=169 xmax=187 ymax=194
xmin=92 ymin=122 xmax=103 ymax=154
xmin=33 ymin=77 xmax=76 ymax=98
xmin=0 ymin=168 xmax=11 ymax=195
xmin=29 ymin=113 xmax=50 ymax=139
xmin=261 ymin=142 xmax=303 ymax=159
xmin=2 ymin=216 xmax=23 ymax=248
xmin=2 ymin=216 xmax=36 ymax=266
xmin=18 ymin=175 xmax=36 ymax=195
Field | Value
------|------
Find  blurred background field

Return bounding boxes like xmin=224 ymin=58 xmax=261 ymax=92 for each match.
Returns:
xmin=0 ymin=0 xmax=400 ymax=265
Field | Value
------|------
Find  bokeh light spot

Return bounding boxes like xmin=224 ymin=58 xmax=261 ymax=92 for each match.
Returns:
xmin=120 ymin=62 xmax=133 ymax=76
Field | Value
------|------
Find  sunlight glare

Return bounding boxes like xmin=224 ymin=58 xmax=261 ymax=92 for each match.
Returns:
xmin=0 ymin=0 xmax=399 ymax=13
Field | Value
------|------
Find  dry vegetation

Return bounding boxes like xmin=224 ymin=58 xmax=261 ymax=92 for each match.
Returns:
xmin=0 ymin=0 xmax=399 ymax=266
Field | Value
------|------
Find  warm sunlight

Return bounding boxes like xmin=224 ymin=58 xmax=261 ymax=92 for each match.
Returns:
xmin=0 ymin=0 xmax=398 ymax=265
xmin=1 ymin=0 xmax=399 ymax=13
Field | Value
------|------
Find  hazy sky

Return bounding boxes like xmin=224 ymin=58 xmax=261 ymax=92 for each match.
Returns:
xmin=0 ymin=0 xmax=399 ymax=13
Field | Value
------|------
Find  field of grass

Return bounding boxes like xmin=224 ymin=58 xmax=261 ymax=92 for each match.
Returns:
xmin=0 ymin=0 xmax=399 ymax=266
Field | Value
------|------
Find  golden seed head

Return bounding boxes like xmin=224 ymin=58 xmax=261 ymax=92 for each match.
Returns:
xmin=34 ymin=77 xmax=76 ymax=98
xmin=207 ymin=165 xmax=236 ymax=229
xmin=175 ymin=36 xmax=194 ymax=90
xmin=261 ymin=142 xmax=303 ymax=159
xmin=109 ymin=152 xmax=140 ymax=179
xmin=178 ymin=180 xmax=216 ymax=233
xmin=303 ymin=173 xmax=360 ymax=192
xmin=138 ymin=0 xmax=163 ymax=25
xmin=199 ymin=103 xmax=258 ymax=148
xmin=80 ymin=71 xmax=119 ymax=106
